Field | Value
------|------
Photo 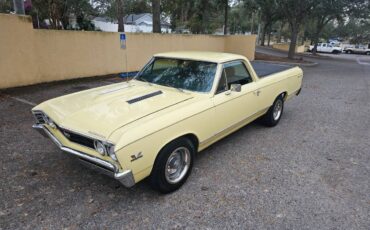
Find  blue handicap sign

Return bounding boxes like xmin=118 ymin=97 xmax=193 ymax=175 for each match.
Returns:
xmin=120 ymin=33 xmax=126 ymax=49
xmin=120 ymin=33 xmax=126 ymax=41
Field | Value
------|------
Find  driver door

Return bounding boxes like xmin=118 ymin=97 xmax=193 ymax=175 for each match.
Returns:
xmin=211 ymin=61 xmax=260 ymax=138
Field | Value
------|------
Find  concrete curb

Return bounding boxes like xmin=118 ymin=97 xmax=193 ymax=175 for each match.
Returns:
xmin=254 ymin=60 xmax=319 ymax=67
xmin=256 ymin=46 xmax=332 ymax=60
xmin=297 ymin=52 xmax=333 ymax=60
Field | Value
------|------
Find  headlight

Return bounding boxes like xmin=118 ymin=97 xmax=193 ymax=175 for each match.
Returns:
xmin=94 ymin=141 xmax=107 ymax=156
xmin=45 ymin=115 xmax=56 ymax=129
xmin=94 ymin=141 xmax=117 ymax=161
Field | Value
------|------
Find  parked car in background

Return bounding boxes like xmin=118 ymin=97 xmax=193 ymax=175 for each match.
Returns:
xmin=32 ymin=51 xmax=303 ymax=193
xmin=308 ymin=43 xmax=342 ymax=54
xmin=343 ymin=45 xmax=370 ymax=55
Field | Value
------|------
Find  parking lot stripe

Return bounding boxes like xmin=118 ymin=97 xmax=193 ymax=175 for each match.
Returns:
xmin=1 ymin=94 xmax=37 ymax=106
xmin=356 ymin=57 xmax=370 ymax=66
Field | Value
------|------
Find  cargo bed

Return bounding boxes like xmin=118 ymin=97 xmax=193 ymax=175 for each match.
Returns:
xmin=251 ymin=61 xmax=295 ymax=78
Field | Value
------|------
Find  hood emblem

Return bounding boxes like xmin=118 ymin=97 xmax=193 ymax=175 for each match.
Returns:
xmin=127 ymin=91 xmax=162 ymax=104
xmin=131 ymin=152 xmax=143 ymax=162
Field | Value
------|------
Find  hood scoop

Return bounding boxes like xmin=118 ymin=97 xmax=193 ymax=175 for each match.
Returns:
xmin=126 ymin=90 xmax=163 ymax=104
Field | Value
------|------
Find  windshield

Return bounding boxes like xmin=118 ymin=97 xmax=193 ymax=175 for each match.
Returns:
xmin=135 ymin=57 xmax=218 ymax=92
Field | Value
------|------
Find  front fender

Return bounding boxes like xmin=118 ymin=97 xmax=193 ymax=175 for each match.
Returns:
xmin=115 ymin=126 xmax=201 ymax=184
xmin=113 ymin=105 xmax=214 ymax=183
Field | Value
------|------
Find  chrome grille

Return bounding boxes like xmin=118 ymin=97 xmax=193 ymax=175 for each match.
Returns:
xmin=33 ymin=111 xmax=46 ymax=124
xmin=58 ymin=127 xmax=95 ymax=149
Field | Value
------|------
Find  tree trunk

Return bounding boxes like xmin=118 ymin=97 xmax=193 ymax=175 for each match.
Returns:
xmin=13 ymin=0 xmax=25 ymax=14
xmin=250 ymin=13 xmax=254 ymax=34
xmin=61 ymin=15 xmax=69 ymax=30
xmin=312 ymin=33 xmax=320 ymax=55
xmin=260 ymin=24 xmax=267 ymax=46
xmin=223 ymin=0 xmax=228 ymax=35
xmin=288 ymin=25 xmax=298 ymax=59
xmin=277 ymin=22 xmax=284 ymax=43
xmin=267 ymin=26 xmax=271 ymax=46
xmin=152 ymin=0 xmax=161 ymax=33
xmin=116 ymin=0 xmax=124 ymax=32
xmin=312 ymin=21 xmax=326 ymax=55
xmin=312 ymin=43 xmax=318 ymax=55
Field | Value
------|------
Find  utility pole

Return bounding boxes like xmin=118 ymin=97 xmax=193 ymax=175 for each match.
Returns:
xmin=13 ymin=0 xmax=25 ymax=14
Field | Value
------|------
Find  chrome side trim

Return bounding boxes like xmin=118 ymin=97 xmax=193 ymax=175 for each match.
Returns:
xmin=32 ymin=124 xmax=135 ymax=187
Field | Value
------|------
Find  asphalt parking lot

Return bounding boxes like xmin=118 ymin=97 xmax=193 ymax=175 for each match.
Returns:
xmin=1 ymin=53 xmax=369 ymax=229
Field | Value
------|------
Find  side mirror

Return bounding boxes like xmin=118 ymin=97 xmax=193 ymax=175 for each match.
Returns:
xmin=230 ymin=84 xmax=241 ymax=92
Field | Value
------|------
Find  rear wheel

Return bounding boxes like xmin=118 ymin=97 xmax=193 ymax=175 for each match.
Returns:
xmin=366 ymin=51 xmax=370 ymax=55
xmin=347 ymin=50 xmax=353 ymax=54
xmin=261 ymin=95 xmax=284 ymax=127
xmin=150 ymin=137 xmax=195 ymax=193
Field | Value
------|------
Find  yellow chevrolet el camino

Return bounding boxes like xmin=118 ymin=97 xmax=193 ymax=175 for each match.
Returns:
xmin=32 ymin=51 xmax=303 ymax=193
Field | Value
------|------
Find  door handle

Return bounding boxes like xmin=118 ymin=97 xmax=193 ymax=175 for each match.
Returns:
xmin=254 ymin=90 xmax=261 ymax=96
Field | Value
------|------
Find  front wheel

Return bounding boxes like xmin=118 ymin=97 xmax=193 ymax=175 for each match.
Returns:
xmin=366 ymin=52 xmax=370 ymax=55
xmin=150 ymin=138 xmax=195 ymax=193
xmin=261 ymin=95 xmax=284 ymax=127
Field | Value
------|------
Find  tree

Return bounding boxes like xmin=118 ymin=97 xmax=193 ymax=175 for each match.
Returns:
xmin=309 ymin=0 xmax=347 ymax=55
xmin=228 ymin=2 xmax=254 ymax=34
xmin=152 ymin=0 xmax=161 ymax=33
xmin=162 ymin=0 xmax=228 ymax=34
xmin=94 ymin=0 xmax=151 ymax=32
xmin=0 ymin=0 xmax=13 ymax=13
xmin=255 ymin=0 xmax=281 ymax=46
xmin=335 ymin=18 xmax=370 ymax=44
xmin=30 ymin=0 xmax=96 ymax=30
xmin=277 ymin=0 xmax=315 ymax=58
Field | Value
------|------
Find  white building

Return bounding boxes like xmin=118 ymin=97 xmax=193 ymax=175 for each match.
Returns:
xmin=92 ymin=13 xmax=171 ymax=33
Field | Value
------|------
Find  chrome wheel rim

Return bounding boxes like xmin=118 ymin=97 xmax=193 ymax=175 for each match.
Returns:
xmin=165 ymin=147 xmax=191 ymax=184
xmin=273 ymin=100 xmax=282 ymax=120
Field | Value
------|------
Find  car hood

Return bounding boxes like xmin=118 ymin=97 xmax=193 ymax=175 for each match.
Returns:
xmin=35 ymin=81 xmax=193 ymax=140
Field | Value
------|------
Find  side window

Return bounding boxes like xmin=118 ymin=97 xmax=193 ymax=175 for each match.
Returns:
xmin=224 ymin=61 xmax=253 ymax=88
xmin=322 ymin=44 xmax=327 ymax=47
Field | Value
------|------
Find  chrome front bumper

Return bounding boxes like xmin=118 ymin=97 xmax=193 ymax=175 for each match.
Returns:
xmin=32 ymin=124 xmax=135 ymax=187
